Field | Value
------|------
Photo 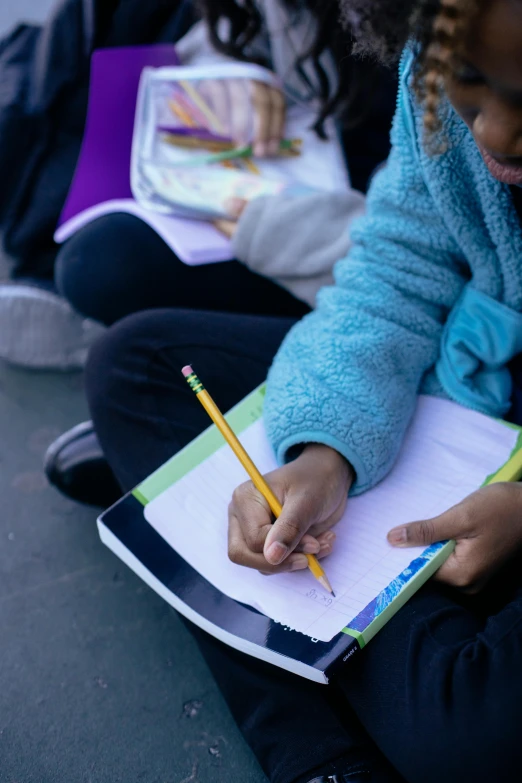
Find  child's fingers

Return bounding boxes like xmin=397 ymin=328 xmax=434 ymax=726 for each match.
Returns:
xmin=250 ymin=81 xmax=285 ymax=157
xmin=228 ymin=511 xmax=308 ymax=574
xmin=213 ymin=219 xmax=237 ymax=239
xmin=295 ymin=533 xmax=322 ymax=555
xmin=317 ymin=536 xmax=335 ymax=559
xmin=387 ymin=506 xmax=467 ymax=548
xmin=225 ymin=197 xmax=248 ymax=219
xmin=230 ymin=480 xmax=274 ymax=554
xmin=251 ymin=81 xmax=272 ymax=156
xmin=226 ymin=78 xmax=251 ymax=145
xmin=263 ymin=492 xmax=326 ymax=565
xmin=230 ymin=482 xmax=322 ymax=556
xmin=267 ymin=86 xmax=286 ymax=156
xmin=259 ymin=537 xmax=334 ymax=575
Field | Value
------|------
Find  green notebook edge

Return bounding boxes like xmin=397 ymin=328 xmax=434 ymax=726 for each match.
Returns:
xmin=343 ymin=422 xmax=522 ymax=647
xmin=132 ymin=389 xmax=522 ymax=649
xmin=133 ymin=384 xmax=267 ymax=505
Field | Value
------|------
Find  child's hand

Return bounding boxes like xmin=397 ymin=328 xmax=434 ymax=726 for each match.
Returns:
xmin=388 ymin=483 xmax=522 ymax=593
xmin=227 ymin=444 xmax=354 ymax=574
xmin=213 ymin=219 xmax=237 ymax=239
xmin=249 ymin=80 xmax=286 ymax=157
xmin=199 ymin=78 xmax=285 ymax=155
xmin=213 ymin=198 xmax=248 ymax=238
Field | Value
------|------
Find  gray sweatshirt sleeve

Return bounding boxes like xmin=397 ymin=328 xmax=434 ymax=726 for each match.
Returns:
xmin=231 ymin=188 xmax=366 ymax=308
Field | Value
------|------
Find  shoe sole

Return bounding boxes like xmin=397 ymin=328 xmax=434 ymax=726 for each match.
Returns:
xmin=43 ymin=420 xmax=94 ymax=478
xmin=0 ymin=286 xmax=105 ymax=370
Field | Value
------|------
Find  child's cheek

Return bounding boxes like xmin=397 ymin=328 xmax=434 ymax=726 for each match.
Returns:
xmin=444 ymin=78 xmax=483 ymax=131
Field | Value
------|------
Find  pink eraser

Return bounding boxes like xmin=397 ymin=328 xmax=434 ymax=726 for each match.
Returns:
xmin=182 ymin=365 xmax=193 ymax=377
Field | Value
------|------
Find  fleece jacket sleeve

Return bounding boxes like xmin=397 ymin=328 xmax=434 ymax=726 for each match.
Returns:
xmin=263 ymin=63 xmax=469 ymax=494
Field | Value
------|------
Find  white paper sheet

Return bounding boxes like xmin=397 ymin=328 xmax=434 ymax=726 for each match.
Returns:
xmin=144 ymin=397 xmax=518 ymax=642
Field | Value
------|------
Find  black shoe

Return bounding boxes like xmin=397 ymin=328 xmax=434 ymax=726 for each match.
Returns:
xmin=44 ymin=421 xmax=122 ymax=507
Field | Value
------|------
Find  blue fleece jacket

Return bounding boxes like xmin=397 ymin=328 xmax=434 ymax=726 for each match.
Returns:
xmin=264 ymin=51 xmax=522 ymax=495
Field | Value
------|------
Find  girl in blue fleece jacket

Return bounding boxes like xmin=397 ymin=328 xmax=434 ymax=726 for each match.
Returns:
xmin=231 ymin=3 xmax=522 ymax=595
xmin=223 ymin=0 xmax=522 ymax=779
xmin=69 ymin=0 xmax=522 ymax=781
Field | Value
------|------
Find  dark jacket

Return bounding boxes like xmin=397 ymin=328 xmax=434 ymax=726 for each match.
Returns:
xmin=0 ymin=0 xmax=195 ymax=278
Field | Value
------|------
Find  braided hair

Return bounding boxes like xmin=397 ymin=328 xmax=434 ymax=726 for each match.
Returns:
xmin=195 ymin=0 xmax=389 ymax=137
xmin=339 ymin=0 xmax=481 ymax=137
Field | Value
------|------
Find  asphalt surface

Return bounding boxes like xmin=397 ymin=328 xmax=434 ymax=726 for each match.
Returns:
xmin=0 ymin=4 xmax=268 ymax=781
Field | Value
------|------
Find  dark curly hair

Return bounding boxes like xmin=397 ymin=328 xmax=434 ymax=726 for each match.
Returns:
xmin=339 ymin=0 xmax=481 ymax=135
xmin=195 ymin=0 xmax=388 ymax=137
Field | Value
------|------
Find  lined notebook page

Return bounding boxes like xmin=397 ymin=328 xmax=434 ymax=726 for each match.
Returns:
xmin=144 ymin=397 xmax=518 ymax=642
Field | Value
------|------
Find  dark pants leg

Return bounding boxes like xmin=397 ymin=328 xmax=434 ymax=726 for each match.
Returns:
xmin=85 ymin=309 xmax=403 ymax=783
xmin=55 ymin=213 xmax=310 ymax=326
xmin=86 ymin=308 xmax=522 ymax=783
xmin=338 ymin=566 xmax=522 ymax=783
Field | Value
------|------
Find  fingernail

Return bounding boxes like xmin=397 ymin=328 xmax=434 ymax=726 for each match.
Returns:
xmin=303 ymin=541 xmax=320 ymax=554
xmin=388 ymin=527 xmax=408 ymax=546
xmin=290 ymin=556 xmax=309 ymax=571
xmin=254 ymin=142 xmax=266 ymax=157
xmin=267 ymin=138 xmax=280 ymax=156
xmin=324 ymin=532 xmax=336 ymax=542
xmin=265 ymin=541 xmax=288 ymax=565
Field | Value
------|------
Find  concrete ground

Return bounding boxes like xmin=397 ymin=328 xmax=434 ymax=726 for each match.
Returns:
xmin=0 ymin=4 xmax=267 ymax=782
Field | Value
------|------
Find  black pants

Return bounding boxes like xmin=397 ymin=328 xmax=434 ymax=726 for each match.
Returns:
xmin=54 ymin=213 xmax=310 ymax=326
xmin=86 ymin=309 xmax=522 ymax=783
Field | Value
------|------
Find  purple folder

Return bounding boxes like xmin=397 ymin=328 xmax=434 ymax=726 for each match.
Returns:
xmin=56 ymin=45 xmax=233 ymax=265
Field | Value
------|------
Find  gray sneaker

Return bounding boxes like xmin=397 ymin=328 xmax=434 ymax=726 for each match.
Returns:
xmin=0 ymin=284 xmax=105 ymax=370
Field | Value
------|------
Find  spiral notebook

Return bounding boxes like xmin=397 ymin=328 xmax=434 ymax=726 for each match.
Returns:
xmin=98 ymin=388 xmax=522 ymax=683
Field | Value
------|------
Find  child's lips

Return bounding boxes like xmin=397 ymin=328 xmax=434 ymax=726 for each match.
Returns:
xmin=479 ymin=146 xmax=522 ymax=185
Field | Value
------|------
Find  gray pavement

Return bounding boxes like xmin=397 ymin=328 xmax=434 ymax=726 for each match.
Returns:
xmin=0 ymin=4 xmax=267 ymax=782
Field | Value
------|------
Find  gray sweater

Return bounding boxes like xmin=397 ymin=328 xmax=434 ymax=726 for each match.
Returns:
xmin=176 ymin=2 xmax=367 ymax=306
xmin=232 ymin=188 xmax=365 ymax=307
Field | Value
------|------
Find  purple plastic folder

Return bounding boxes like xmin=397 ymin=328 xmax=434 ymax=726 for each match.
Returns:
xmin=55 ymin=45 xmax=233 ymax=265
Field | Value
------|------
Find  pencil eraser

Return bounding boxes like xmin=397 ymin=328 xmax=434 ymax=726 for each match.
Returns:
xmin=182 ymin=365 xmax=194 ymax=378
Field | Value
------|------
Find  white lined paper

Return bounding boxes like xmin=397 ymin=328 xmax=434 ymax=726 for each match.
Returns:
xmin=144 ymin=396 xmax=518 ymax=641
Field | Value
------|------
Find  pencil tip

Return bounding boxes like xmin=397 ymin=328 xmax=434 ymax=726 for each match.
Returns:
xmin=318 ymin=575 xmax=335 ymax=596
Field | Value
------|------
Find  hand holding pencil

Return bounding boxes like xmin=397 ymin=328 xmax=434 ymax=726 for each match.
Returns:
xmin=183 ymin=366 xmax=354 ymax=591
xmin=227 ymin=443 xmax=353 ymax=587
xmin=166 ymin=78 xmax=291 ymax=159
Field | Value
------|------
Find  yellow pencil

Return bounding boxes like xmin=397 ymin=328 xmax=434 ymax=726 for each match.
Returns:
xmin=182 ymin=365 xmax=335 ymax=595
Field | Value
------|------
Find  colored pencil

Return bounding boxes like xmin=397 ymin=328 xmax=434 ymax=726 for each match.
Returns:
xmin=171 ymin=86 xmax=211 ymax=129
xmin=182 ymin=365 xmax=335 ymax=595
xmin=179 ymin=79 xmax=227 ymax=134
xmin=158 ymin=125 xmax=233 ymax=144
xmin=168 ymin=98 xmax=197 ymax=128
xmin=243 ymin=157 xmax=261 ymax=175
xmin=163 ymin=136 xmax=301 ymax=167
xmin=162 ymin=132 xmax=301 ymax=153
xmin=161 ymin=134 xmax=237 ymax=153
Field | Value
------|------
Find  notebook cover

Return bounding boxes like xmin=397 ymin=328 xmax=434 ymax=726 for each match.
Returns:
xmin=98 ymin=493 xmax=356 ymax=683
xmin=98 ymin=386 xmax=522 ymax=682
